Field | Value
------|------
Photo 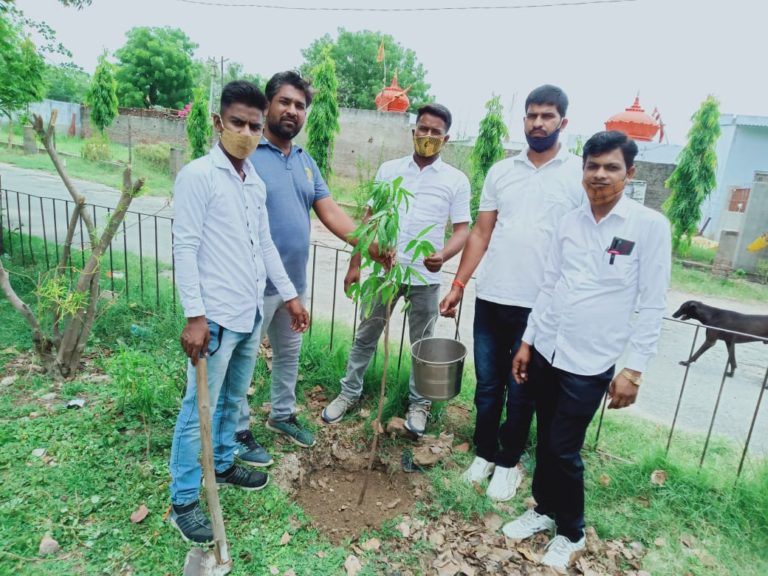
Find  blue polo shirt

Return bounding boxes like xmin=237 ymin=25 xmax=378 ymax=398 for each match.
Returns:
xmin=250 ymin=137 xmax=330 ymax=296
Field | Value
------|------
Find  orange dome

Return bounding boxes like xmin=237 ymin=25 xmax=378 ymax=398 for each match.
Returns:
xmin=375 ymin=74 xmax=410 ymax=113
xmin=605 ymin=96 xmax=659 ymax=142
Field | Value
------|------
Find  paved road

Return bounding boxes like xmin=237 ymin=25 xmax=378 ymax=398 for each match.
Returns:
xmin=3 ymin=162 xmax=768 ymax=459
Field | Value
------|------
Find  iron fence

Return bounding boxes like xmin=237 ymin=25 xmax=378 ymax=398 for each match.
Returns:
xmin=2 ymin=184 xmax=767 ymax=480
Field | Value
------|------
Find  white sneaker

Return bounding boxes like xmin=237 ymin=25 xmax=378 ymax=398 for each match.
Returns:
xmin=502 ymin=509 xmax=555 ymax=539
xmin=462 ymin=456 xmax=495 ymax=484
xmin=541 ymin=534 xmax=586 ymax=569
xmin=486 ymin=465 xmax=523 ymax=501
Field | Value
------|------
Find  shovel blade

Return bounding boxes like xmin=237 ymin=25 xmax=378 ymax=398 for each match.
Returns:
xmin=183 ymin=547 xmax=232 ymax=576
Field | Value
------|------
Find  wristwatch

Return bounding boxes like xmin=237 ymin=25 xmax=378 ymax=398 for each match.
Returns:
xmin=620 ymin=368 xmax=642 ymax=386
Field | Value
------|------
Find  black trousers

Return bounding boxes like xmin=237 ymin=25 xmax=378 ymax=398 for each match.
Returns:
xmin=527 ymin=348 xmax=613 ymax=542
xmin=472 ymin=298 xmax=535 ymax=467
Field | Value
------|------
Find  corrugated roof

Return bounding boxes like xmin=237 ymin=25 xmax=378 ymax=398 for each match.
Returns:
xmin=720 ymin=114 xmax=768 ymax=128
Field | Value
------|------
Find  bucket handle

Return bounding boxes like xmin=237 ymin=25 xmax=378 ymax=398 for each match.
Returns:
xmin=415 ymin=314 xmax=460 ymax=360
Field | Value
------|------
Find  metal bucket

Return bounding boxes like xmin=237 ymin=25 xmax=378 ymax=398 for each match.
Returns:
xmin=411 ymin=317 xmax=467 ymax=401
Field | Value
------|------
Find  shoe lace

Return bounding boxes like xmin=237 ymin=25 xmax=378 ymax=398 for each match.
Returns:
xmin=178 ymin=505 xmax=209 ymax=531
xmin=226 ymin=466 xmax=251 ymax=485
xmin=237 ymin=430 xmax=259 ymax=451
xmin=520 ymin=509 xmax=542 ymax=528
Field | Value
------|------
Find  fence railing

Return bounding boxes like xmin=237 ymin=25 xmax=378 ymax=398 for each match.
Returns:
xmin=2 ymin=185 xmax=766 ymax=480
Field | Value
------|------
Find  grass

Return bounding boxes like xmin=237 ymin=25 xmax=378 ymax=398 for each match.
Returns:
xmin=671 ymin=261 xmax=768 ymax=303
xmin=0 ymin=125 xmax=175 ymax=197
xmin=1 ymin=233 xmax=768 ymax=575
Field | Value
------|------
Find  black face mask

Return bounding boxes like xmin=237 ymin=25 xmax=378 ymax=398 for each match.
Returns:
xmin=526 ymin=127 xmax=560 ymax=153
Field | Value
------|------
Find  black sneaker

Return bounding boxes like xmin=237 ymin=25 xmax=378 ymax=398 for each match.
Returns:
xmin=234 ymin=430 xmax=274 ymax=467
xmin=169 ymin=500 xmax=213 ymax=545
xmin=215 ymin=464 xmax=269 ymax=491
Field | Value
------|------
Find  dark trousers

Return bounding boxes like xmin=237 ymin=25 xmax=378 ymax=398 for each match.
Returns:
xmin=528 ymin=348 xmax=613 ymax=542
xmin=472 ymin=298 xmax=535 ymax=467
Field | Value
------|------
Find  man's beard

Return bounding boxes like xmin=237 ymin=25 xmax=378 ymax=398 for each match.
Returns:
xmin=269 ymin=117 xmax=301 ymax=140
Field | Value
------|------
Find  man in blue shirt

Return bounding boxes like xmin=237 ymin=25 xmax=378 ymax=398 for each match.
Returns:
xmin=235 ymin=71 xmax=361 ymax=460
xmin=169 ymin=81 xmax=308 ymax=545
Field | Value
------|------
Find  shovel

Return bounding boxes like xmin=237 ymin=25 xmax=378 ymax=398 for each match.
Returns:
xmin=183 ymin=357 xmax=233 ymax=576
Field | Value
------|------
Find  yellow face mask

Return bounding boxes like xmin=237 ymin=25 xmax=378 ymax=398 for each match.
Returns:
xmin=219 ymin=127 xmax=260 ymax=160
xmin=413 ymin=135 xmax=445 ymax=158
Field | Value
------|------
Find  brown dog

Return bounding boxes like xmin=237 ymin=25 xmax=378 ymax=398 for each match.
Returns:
xmin=672 ymin=300 xmax=768 ymax=377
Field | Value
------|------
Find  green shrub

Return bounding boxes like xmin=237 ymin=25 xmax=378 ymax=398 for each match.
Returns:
xmin=106 ymin=347 xmax=178 ymax=420
xmin=80 ymin=135 xmax=112 ymax=161
xmin=134 ymin=142 xmax=171 ymax=173
xmin=756 ymin=259 xmax=768 ymax=284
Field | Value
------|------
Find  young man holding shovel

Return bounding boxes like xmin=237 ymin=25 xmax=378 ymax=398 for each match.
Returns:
xmin=322 ymin=103 xmax=471 ymax=436
xmin=169 ymin=81 xmax=308 ymax=545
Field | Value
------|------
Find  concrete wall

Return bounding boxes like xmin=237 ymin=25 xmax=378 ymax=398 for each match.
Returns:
xmin=705 ymin=121 xmax=768 ymax=240
xmin=87 ymin=107 xmax=188 ymax=148
xmin=634 ymin=160 xmax=675 ymax=213
xmin=296 ymin=108 xmax=414 ymax=180
xmin=733 ymin=172 xmax=768 ymax=272
xmin=7 ymin=99 xmax=83 ymax=136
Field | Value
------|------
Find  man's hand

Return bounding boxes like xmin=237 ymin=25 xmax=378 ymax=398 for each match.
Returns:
xmin=344 ymin=264 xmax=361 ymax=297
xmin=439 ymin=285 xmax=463 ymax=318
xmin=423 ymin=251 xmax=444 ymax=273
xmin=181 ymin=316 xmax=209 ymax=365
xmin=512 ymin=342 xmax=531 ymax=385
xmin=369 ymin=242 xmax=395 ymax=270
xmin=607 ymin=369 xmax=640 ymax=409
xmin=285 ymin=298 xmax=310 ymax=333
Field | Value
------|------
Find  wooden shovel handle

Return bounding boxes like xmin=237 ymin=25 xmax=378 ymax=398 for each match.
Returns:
xmin=196 ymin=357 xmax=231 ymax=565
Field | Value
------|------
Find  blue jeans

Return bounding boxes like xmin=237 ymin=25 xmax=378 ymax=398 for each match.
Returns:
xmin=472 ymin=298 xmax=534 ymax=467
xmin=528 ymin=348 xmax=613 ymax=542
xmin=169 ymin=312 xmax=262 ymax=505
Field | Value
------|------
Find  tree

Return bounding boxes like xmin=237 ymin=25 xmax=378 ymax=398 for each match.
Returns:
xmin=86 ymin=52 xmax=118 ymax=134
xmin=305 ymin=47 xmax=340 ymax=183
xmin=663 ymin=95 xmax=721 ymax=255
xmin=0 ymin=111 xmax=144 ymax=378
xmin=0 ymin=10 xmax=46 ymax=126
xmin=187 ymin=87 xmax=211 ymax=160
xmin=300 ymin=29 xmax=431 ymax=112
xmin=115 ymin=27 xmax=197 ymax=109
xmin=469 ymin=95 xmax=508 ymax=221
xmin=44 ymin=62 xmax=90 ymax=103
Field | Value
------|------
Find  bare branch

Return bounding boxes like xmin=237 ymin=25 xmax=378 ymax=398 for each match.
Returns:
xmin=0 ymin=259 xmax=49 ymax=355
xmin=31 ymin=114 xmax=98 ymax=246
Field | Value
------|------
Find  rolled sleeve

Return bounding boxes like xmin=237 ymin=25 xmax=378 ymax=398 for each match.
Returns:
xmin=625 ymin=217 xmax=672 ymax=372
xmin=172 ymin=167 xmax=207 ymax=318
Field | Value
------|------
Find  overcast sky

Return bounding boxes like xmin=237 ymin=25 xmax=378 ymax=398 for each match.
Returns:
xmin=17 ymin=0 xmax=766 ymax=145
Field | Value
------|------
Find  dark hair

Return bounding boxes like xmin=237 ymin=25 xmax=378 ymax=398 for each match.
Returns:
xmin=582 ymin=130 xmax=639 ymax=169
xmin=264 ymin=71 xmax=313 ymax=107
xmin=220 ymin=80 xmax=267 ymax=113
xmin=416 ymin=103 xmax=452 ymax=132
xmin=525 ymin=84 xmax=569 ymax=118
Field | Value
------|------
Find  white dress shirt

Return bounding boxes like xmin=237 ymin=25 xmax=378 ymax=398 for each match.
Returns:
xmin=523 ymin=194 xmax=672 ymax=375
xmin=476 ymin=146 xmax=584 ymax=308
xmin=375 ymin=155 xmax=471 ymax=285
xmin=173 ymin=145 xmax=297 ymax=333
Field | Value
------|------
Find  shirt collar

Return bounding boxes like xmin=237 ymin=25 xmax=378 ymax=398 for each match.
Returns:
xmin=514 ymin=142 xmax=571 ymax=168
xmin=579 ymin=191 xmax=632 ymax=222
xmin=210 ymin=142 xmax=257 ymax=182
xmin=258 ymin=135 xmax=302 ymax=157
xmin=407 ymin=155 xmax=445 ymax=172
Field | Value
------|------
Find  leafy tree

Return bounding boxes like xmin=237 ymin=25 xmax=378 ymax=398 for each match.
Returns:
xmin=663 ymin=95 xmax=721 ymax=255
xmin=300 ymin=29 xmax=431 ymax=112
xmin=469 ymin=95 xmax=508 ymax=221
xmin=187 ymin=87 xmax=211 ymax=160
xmin=44 ymin=62 xmax=90 ymax=103
xmin=305 ymin=48 xmax=340 ymax=183
xmin=86 ymin=52 xmax=118 ymax=134
xmin=115 ymin=27 xmax=197 ymax=109
xmin=0 ymin=10 xmax=46 ymax=125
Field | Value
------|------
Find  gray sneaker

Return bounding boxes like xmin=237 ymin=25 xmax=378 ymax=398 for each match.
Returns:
xmin=267 ymin=414 xmax=316 ymax=448
xmin=169 ymin=500 xmax=213 ymax=545
xmin=404 ymin=403 xmax=430 ymax=436
xmin=321 ymin=394 xmax=359 ymax=424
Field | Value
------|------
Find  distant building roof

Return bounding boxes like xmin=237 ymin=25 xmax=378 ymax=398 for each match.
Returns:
xmin=720 ymin=114 xmax=768 ymax=128
xmin=635 ymin=141 xmax=682 ymax=164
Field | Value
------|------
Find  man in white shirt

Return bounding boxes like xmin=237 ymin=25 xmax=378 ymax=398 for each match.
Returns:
xmin=439 ymin=86 xmax=583 ymax=500
xmin=168 ymin=81 xmax=309 ymax=545
xmin=322 ymin=103 xmax=471 ymax=435
xmin=503 ymin=131 xmax=671 ymax=570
